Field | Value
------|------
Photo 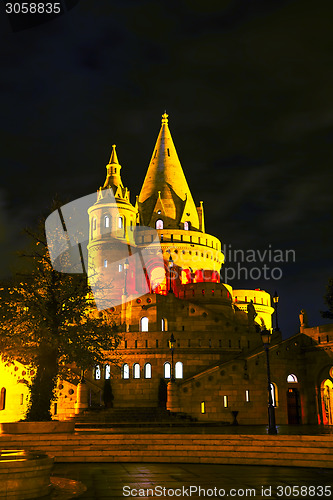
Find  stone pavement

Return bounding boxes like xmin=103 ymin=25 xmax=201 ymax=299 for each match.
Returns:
xmin=51 ymin=462 xmax=333 ymax=499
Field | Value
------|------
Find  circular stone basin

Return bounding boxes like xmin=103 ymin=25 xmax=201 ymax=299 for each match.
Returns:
xmin=0 ymin=421 xmax=75 ymax=434
xmin=0 ymin=449 xmax=54 ymax=499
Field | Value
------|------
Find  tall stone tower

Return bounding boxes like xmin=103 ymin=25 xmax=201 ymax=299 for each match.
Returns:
xmin=137 ymin=113 xmax=224 ymax=292
xmin=87 ymin=145 xmax=139 ymax=305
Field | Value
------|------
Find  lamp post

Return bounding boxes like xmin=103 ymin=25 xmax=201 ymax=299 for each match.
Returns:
xmin=260 ymin=329 xmax=277 ymax=435
xmin=169 ymin=333 xmax=176 ymax=381
xmin=124 ymin=258 xmax=129 ymax=295
xmin=273 ymin=291 xmax=279 ymax=331
xmin=168 ymin=255 xmax=174 ymax=294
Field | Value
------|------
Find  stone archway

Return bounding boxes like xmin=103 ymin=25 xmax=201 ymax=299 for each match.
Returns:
xmin=321 ymin=379 xmax=333 ymax=425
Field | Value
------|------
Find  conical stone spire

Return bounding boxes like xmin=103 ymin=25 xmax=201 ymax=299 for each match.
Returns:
xmin=138 ymin=113 xmax=199 ymax=229
xmin=103 ymin=144 xmax=124 ymax=190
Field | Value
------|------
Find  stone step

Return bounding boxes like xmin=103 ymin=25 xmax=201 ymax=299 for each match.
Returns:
xmin=77 ymin=407 xmax=197 ymax=423
xmin=0 ymin=432 xmax=332 ymax=467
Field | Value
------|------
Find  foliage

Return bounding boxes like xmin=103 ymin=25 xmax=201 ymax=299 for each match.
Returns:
xmin=0 ymin=214 xmax=120 ymax=421
xmin=321 ymin=278 xmax=333 ymax=320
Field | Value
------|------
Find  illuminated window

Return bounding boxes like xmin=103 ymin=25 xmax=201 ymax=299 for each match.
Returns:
xmin=140 ymin=317 xmax=149 ymax=332
xmin=175 ymin=361 xmax=183 ymax=379
xmin=164 ymin=362 xmax=171 ymax=379
xmin=104 ymin=259 xmax=108 ymax=268
xmin=287 ymin=374 xmax=298 ymax=383
xmin=133 ymin=363 xmax=140 ymax=379
xmin=118 ymin=264 xmax=123 ymax=272
xmin=245 ymin=390 xmax=250 ymax=402
xmin=161 ymin=318 xmax=168 ymax=332
xmin=105 ymin=364 xmax=111 ymax=380
xmin=156 ymin=219 xmax=163 ymax=229
xmin=223 ymin=395 xmax=228 ymax=408
xmin=118 ymin=216 xmax=123 ymax=229
xmin=122 ymin=363 xmax=129 ymax=379
xmin=144 ymin=363 xmax=152 ymax=379
xmin=0 ymin=388 xmax=6 ymax=410
xmin=270 ymin=383 xmax=278 ymax=407
xmin=94 ymin=365 xmax=101 ymax=380
xmin=201 ymin=401 xmax=206 ymax=414
xmin=184 ymin=221 xmax=190 ymax=230
xmin=104 ymin=216 xmax=110 ymax=228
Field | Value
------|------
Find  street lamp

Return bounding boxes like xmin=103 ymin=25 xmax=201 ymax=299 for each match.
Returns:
xmin=169 ymin=333 xmax=176 ymax=381
xmin=272 ymin=291 xmax=279 ymax=331
xmin=168 ymin=255 xmax=174 ymax=294
xmin=260 ymin=329 xmax=277 ymax=435
xmin=124 ymin=258 xmax=129 ymax=295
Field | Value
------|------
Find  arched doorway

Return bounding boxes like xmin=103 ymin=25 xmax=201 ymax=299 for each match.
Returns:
xmin=321 ymin=379 xmax=333 ymax=425
xmin=287 ymin=388 xmax=301 ymax=424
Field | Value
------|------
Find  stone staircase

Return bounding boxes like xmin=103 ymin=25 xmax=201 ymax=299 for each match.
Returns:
xmin=75 ymin=407 xmax=198 ymax=428
xmin=1 ymin=432 xmax=332 ymax=467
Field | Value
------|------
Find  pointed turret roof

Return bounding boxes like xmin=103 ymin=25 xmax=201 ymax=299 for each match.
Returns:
xmin=96 ymin=144 xmax=131 ymax=204
xmin=138 ymin=113 xmax=199 ymax=229
xmin=103 ymin=144 xmax=124 ymax=191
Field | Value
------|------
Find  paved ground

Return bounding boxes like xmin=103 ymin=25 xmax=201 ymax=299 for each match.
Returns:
xmin=51 ymin=462 xmax=333 ymax=499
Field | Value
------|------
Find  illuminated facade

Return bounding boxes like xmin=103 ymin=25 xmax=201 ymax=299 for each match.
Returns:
xmin=1 ymin=114 xmax=333 ymax=426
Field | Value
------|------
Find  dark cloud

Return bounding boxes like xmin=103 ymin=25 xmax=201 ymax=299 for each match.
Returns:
xmin=0 ymin=0 xmax=332 ymax=335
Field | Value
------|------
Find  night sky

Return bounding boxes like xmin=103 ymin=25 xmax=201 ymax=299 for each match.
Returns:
xmin=0 ymin=0 xmax=332 ymax=337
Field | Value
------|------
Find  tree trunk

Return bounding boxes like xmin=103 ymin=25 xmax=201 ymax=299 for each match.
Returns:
xmin=25 ymin=344 xmax=59 ymax=421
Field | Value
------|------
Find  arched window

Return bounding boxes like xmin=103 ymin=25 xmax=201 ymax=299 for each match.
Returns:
xmin=161 ymin=318 xmax=168 ymax=332
xmin=140 ymin=317 xmax=149 ymax=332
xmin=118 ymin=216 xmax=123 ymax=229
xmin=270 ymin=383 xmax=278 ymax=407
xmin=287 ymin=374 xmax=298 ymax=383
xmin=94 ymin=365 xmax=101 ymax=380
xmin=184 ymin=221 xmax=190 ymax=230
xmin=104 ymin=215 xmax=110 ymax=228
xmin=133 ymin=363 xmax=140 ymax=379
xmin=0 ymin=388 xmax=6 ymax=410
xmin=156 ymin=219 xmax=163 ymax=229
xmin=175 ymin=361 xmax=183 ymax=379
xmin=164 ymin=362 xmax=171 ymax=379
xmin=144 ymin=363 xmax=152 ymax=379
xmin=91 ymin=218 xmax=97 ymax=239
xmin=122 ymin=363 xmax=129 ymax=379
xmin=105 ymin=364 xmax=111 ymax=380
